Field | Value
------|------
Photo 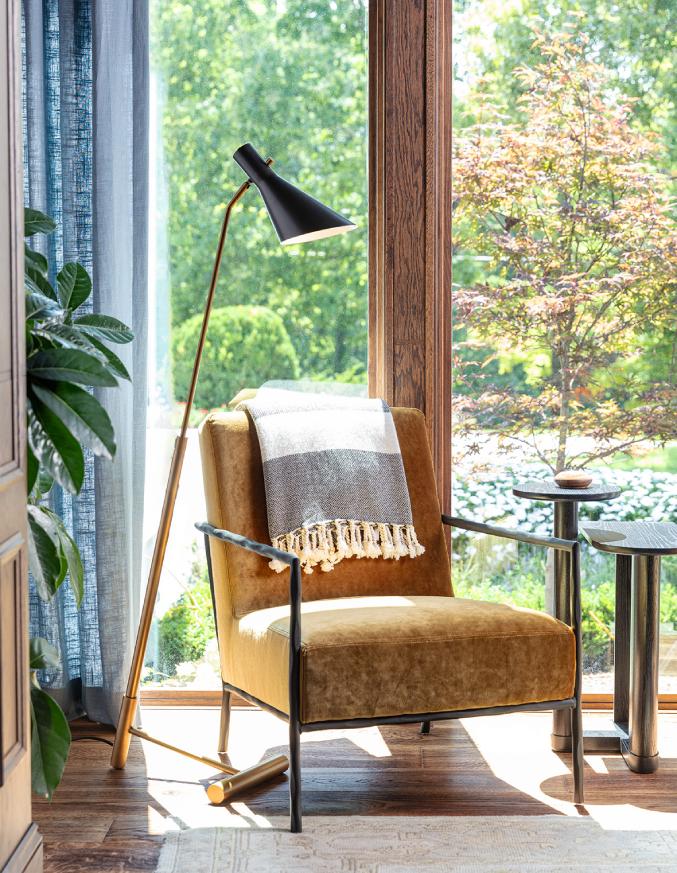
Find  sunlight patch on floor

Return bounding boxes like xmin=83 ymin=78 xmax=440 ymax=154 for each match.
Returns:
xmin=310 ymin=725 xmax=392 ymax=758
xmin=140 ymin=706 xmax=393 ymax=831
xmin=461 ymin=711 xmax=677 ymax=830
xmin=585 ymin=755 xmax=609 ymax=774
xmin=230 ymin=802 xmax=275 ymax=828
xmin=460 ymin=714 xmax=573 ymax=816
xmin=140 ymin=706 xmax=391 ymax=771
xmin=591 ymin=805 xmax=677 ymax=831
xmin=137 ymin=707 xmax=677 ymax=835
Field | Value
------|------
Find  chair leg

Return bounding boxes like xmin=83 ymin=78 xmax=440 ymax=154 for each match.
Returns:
xmin=571 ymin=700 xmax=584 ymax=804
xmin=218 ymin=688 xmax=231 ymax=757
xmin=420 ymin=721 xmax=431 ymax=735
xmin=289 ymin=717 xmax=302 ymax=832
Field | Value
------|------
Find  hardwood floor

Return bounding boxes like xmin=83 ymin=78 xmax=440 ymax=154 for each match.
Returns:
xmin=33 ymin=708 xmax=677 ymax=872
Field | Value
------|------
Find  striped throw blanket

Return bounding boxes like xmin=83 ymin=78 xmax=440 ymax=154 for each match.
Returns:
xmin=242 ymin=389 xmax=425 ymax=574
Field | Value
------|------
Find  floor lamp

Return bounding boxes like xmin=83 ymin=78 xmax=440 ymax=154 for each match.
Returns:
xmin=111 ymin=143 xmax=356 ymax=799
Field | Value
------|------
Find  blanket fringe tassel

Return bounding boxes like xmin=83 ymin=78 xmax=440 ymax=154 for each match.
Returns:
xmin=269 ymin=520 xmax=425 ymax=575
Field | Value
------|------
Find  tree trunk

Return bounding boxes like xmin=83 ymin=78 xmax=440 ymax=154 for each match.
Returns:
xmin=556 ymin=356 xmax=571 ymax=473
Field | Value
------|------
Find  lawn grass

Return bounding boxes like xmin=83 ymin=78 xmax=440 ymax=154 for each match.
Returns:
xmin=609 ymin=442 xmax=677 ymax=473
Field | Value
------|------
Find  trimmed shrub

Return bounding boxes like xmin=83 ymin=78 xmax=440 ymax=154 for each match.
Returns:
xmin=173 ymin=305 xmax=300 ymax=410
xmin=156 ymin=572 xmax=215 ymax=677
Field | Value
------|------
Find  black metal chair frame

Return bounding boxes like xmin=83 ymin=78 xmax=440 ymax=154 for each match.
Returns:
xmin=196 ymin=514 xmax=584 ymax=833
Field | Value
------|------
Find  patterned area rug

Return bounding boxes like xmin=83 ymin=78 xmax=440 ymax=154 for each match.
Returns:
xmin=155 ymin=815 xmax=677 ymax=872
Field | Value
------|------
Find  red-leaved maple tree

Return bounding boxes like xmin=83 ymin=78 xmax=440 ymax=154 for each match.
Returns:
xmin=452 ymin=30 xmax=676 ymax=472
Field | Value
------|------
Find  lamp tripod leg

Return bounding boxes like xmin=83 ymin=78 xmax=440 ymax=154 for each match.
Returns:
xmin=111 ymin=434 xmax=189 ymax=770
xmin=111 ymin=186 xmax=246 ymax=770
xmin=111 ymin=694 xmax=139 ymax=768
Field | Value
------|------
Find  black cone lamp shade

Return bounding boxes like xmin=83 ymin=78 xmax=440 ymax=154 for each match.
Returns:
xmin=233 ymin=143 xmax=356 ymax=245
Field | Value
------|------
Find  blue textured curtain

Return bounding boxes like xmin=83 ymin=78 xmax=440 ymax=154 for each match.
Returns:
xmin=22 ymin=0 xmax=149 ymax=725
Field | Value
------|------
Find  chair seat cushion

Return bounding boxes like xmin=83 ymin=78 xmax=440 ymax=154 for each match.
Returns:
xmin=227 ymin=595 xmax=575 ymax=724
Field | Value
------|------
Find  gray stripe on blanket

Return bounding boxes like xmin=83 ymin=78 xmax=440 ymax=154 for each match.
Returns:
xmin=263 ymin=449 xmax=413 ymax=539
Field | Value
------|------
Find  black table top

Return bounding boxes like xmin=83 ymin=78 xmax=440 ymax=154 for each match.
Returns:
xmin=513 ymin=478 xmax=621 ymax=503
xmin=581 ymin=521 xmax=677 ymax=556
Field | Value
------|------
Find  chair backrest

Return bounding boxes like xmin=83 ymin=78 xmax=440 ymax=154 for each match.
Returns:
xmin=199 ymin=406 xmax=451 ymax=618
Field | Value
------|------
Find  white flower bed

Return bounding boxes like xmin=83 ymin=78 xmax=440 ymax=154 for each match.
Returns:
xmin=452 ymin=467 xmax=677 ymax=537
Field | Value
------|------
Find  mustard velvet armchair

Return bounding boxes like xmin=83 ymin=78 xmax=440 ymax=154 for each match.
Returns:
xmin=196 ymin=407 xmax=584 ymax=832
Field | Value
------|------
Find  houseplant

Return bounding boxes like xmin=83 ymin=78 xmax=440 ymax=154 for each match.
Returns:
xmin=25 ymin=207 xmax=133 ymax=797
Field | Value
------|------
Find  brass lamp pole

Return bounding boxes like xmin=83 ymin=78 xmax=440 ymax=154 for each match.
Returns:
xmin=110 ymin=144 xmax=355 ymax=800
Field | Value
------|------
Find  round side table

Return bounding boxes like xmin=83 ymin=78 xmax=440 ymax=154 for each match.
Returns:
xmin=581 ymin=521 xmax=677 ymax=773
xmin=513 ymin=479 xmax=621 ymax=752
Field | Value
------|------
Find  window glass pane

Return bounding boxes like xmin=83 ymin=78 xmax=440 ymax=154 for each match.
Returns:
xmin=143 ymin=0 xmax=368 ymax=689
xmin=452 ymin=1 xmax=676 ymax=693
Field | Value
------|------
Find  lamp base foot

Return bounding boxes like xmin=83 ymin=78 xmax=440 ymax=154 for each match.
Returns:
xmin=110 ymin=694 xmax=138 ymax=770
xmin=206 ymin=755 xmax=289 ymax=804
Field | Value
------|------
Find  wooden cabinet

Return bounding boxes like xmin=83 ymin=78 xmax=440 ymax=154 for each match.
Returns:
xmin=0 ymin=1 xmax=43 ymax=870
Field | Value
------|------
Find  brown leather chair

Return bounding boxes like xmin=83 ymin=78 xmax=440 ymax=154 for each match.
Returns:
xmin=197 ymin=406 xmax=583 ymax=831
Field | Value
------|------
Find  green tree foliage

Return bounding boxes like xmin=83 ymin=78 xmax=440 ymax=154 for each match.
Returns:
xmin=453 ymin=31 xmax=677 ymax=471
xmin=454 ymin=1 xmax=677 ymax=166
xmin=157 ymin=569 xmax=215 ymax=677
xmin=452 ymin=3 xmax=676 ymax=475
xmin=173 ymin=305 xmax=300 ymax=409
xmin=152 ymin=0 xmax=368 ymax=390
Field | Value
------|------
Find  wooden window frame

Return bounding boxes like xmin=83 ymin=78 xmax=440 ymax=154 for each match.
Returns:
xmin=145 ymin=5 xmax=677 ymax=718
xmin=368 ymin=0 xmax=452 ymax=516
xmin=139 ymin=689 xmax=677 ymax=712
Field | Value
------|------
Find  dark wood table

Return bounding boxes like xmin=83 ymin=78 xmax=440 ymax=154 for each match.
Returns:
xmin=581 ymin=521 xmax=677 ymax=773
xmin=513 ymin=479 xmax=621 ymax=752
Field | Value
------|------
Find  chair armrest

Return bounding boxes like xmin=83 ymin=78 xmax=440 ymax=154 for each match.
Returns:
xmin=196 ymin=522 xmax=303 ymax=725
xmin=195 ymin=521 xmax=298 ymax=566
xmin=442 ymin=514 xmax=577 ymax=553
xmin=443 ymin=514 xmax=582 ymax=690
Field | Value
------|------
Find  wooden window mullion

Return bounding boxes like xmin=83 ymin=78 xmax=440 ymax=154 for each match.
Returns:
xmin=368 ymin=0 xmax=452 ymax=516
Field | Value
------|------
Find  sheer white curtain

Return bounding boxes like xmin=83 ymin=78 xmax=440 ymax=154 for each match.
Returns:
xmin=23 ymin=0 xmax=149 ymax=724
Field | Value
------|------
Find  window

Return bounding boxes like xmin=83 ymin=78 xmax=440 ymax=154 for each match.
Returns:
xmin=143 ymin=0 xmax=369 ymax=688
xmin=451 ymin=1 xmax=677 ymax=693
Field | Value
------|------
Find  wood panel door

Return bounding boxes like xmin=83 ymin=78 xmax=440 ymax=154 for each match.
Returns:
xmin=0 ymin=1 xmax=42 ymax=871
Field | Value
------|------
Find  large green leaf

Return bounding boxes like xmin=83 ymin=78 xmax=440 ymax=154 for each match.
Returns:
xmin=57 ymin=263 xmax=92 ymax=311
xmin=30 ymin=685 xmax=71 ymax=799
xmin=30 ymin=637 xmax=61 ymax=671
xmin=73 ymin=314 xmax=134 ymax=344
xmin=25 ymin=208 xmax=56 ymax=237
xmin=33 ymin=323 xmax=102 ymax=354
xmin=27 ymin=348 xmax=118 ymax=387
xmin=27 ymin=505 xmax=83 ymax=606
xmin=87 ymin=336 xmax=131 ymax=381
xmin=26 ymin=290 xmax=60 ymax=320
xmin=27 ymin=399 xmax=85 ymax=493
xmin=54 ymin=524 xmax=84 ymax=607
xmin=24 ymin=244 xmax=49 ymax=275
xmin=32 ymin=325 xmax=126 ymax=381
xmin=27 ymin=504 xmax=66 ymax=600
xmin=36 ymin=470 xmax=54 ymax=496
xmin=26 ymin=263 xmax=56 ymax=300
xmin=32 ymin=382 xmax=116 ymax=460
xmin=27 ymin=444 xmax=38 ymax=495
